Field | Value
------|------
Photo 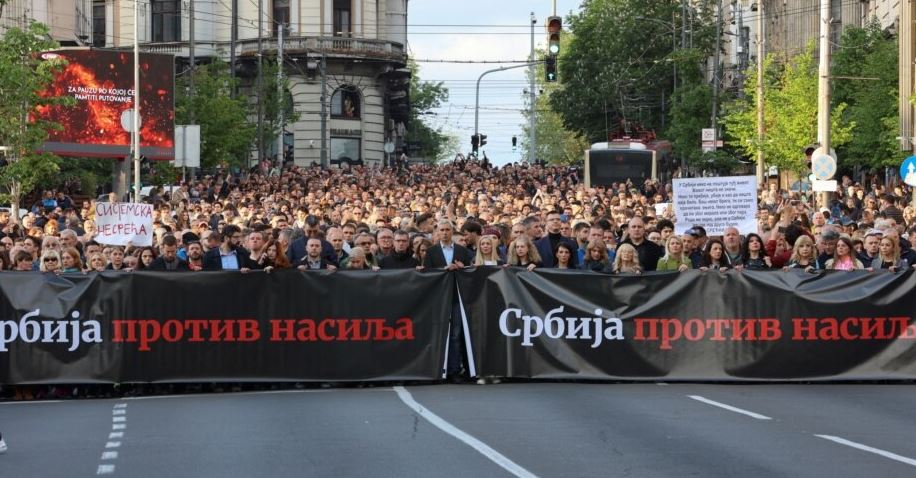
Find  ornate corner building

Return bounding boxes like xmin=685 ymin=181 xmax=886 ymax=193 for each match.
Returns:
xmin=3 ymin=0 xmax=410 ymax=168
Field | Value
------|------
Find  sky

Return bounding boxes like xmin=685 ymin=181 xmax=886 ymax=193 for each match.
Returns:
xmin=407 ymin=0 xmax=582 ymax=165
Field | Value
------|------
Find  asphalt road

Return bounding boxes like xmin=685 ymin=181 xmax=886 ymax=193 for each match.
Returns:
xmin=2 ymin=383 xmax=915 ymax=477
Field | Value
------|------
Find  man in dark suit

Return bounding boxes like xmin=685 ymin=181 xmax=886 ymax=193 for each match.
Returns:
xmin=148 ymin=235 xmax=190 ymax=271
xmin=423 ymin=219 xmax=473 ymax=270
xmin=287 ymin=215 xmax=336 ymax=265
xmin=203 ymin=225 xmax=252 ymax=271
xmin=535 ymin=210 xmax=579 ymax=268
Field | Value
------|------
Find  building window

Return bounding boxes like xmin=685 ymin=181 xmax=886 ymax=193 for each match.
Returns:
xmin=331 ymin=137 xmax=361 ymax=164
xmin=333 ymin=0 xmax=351 ymax=37
xmin=92 ymin=1 xmax=106 ymax=47
xmin=273 ymin=0 xmax=290 ymax=37
xmin=331 ymin=86 xmax=360 ymax=119
xmin=151 ymin=0 xmax=181 ymax=42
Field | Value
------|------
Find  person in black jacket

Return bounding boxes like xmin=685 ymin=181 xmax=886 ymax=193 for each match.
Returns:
xmin=379 ymin=230 xmax=419 ymax=269
xmin=534 ymin=210 xmax=579 ymax=268
xmin=147 ymin=235 xmax=190 ymax=271
xmin=423 ymin=220 xmax=473 ymax=270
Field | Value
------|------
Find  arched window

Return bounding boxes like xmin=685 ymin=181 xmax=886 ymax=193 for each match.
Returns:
xmin=331 ymin=86 xmax=360 ymax=119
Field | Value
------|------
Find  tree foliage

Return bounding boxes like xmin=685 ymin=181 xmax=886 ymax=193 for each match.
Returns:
xmin=723 ymin=45 xmax=854 ymax=175
xmin=407 ymin=58 xmax=454 ymax=162
xmin=521 ymin=45 xmax=589 ymax=165
xmin=0 ymin=22 xmax=73 ymax=221
xmin=832 ymin=22 xmax=899 ymax=169
xmin=175 ymin=59 xmax=257 ymax=170
xmin=550 ymin=0 xmax=716 ymax=142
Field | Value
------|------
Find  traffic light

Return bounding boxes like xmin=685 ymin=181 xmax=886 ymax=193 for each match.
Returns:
xmin=471 ymin=134 xmax=480 ymax=152
xmin=512 ymin=136 xmax=517 ymax=151
xmin=545 ymin=55 xmax=557 ymax=82
xmin=479 ymin=134 xmax=487 ymax=148
xmin=546 ymin=16 xmax=562 ymax=55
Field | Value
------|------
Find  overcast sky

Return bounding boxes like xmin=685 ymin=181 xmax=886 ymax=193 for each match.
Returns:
xmin=407 ymin=0 xmax=582 ymax=165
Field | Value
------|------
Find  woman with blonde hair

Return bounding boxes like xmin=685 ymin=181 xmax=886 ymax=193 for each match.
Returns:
xmin=579 ymin=239 xmax=611 ymax=273
xmin=39 ymin=250 xmax=62 ymax=273
xmin=868 ymin=235 xmax=907 ymax=272
xmin=784 ymin=235 xmax=821 ymax=272
xmin=613 ymin=243 xmax=641 ymax=274
xmin=474 ymin=235 xmax=503 ymax=266
xmin=87 ymin=253 xmax=107 ymax=272
xmin=507 ymin=235 xmax=542 ymax=271
xmin=656 ymin=236 xmax=691 ymax=272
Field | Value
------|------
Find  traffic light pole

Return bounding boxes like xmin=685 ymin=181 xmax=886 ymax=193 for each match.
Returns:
xmin=474 ymin=61 xmax=536 ymax=149
xmin=529 ymin=12 xmax=536 ymax=163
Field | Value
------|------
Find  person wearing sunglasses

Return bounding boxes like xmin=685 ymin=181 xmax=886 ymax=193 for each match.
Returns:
xmin=39 ymin=251 xmax=62 ymax=273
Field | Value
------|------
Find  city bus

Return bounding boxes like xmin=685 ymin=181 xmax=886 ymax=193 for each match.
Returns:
xmin=584 ymin=138 xmax=673 ymax=188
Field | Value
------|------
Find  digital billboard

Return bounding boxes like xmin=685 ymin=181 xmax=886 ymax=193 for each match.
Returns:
xmin=35 ymin=49 xmax=175 ymax=160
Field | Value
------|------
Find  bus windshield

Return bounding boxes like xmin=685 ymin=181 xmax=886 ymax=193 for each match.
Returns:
xmin=586 ymin=149 xmax=654 ymax=187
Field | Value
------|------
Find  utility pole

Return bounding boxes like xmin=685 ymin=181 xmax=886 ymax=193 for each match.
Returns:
xmin=710 ymin=0 xmax=722 ymax=151
xmin=816 ymin=0 xmax=832 ymax=208
xmin=277 ymin=24 xmax=285 ymax=169
xmin=257 ymin=0 xmax=264 ymax=166
xmin=529 ymin=12 xmax=536 ymax=163
xmin=230 ymin=0 xmax=237 ymax=96
xmin=320 ymin=51 xmax=328 ymax=168
xmin=132 ymin=0 xmax=141 ymax=203
xmin=187 ymin=0 xmax=195 ymax=183
xmin=756 ymin=0 xmax=765 ymax=185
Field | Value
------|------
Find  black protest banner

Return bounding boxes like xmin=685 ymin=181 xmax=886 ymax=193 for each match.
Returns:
xmin=457 ymin=268 xmax=916 ymax=380
xmin=0 ymin=270 xmax=452 ymax=384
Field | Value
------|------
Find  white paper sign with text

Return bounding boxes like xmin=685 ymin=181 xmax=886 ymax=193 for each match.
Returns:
xmin=94 ymin=202 xmax=154 ymax=246
xmin=673 ymin=176 xmax=758 ymax=236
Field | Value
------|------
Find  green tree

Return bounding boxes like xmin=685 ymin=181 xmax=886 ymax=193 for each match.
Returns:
xmin=723 ymin=46 xmax=854 ymax=175
xmin=175 ymin=59 xmax=257 ymax=170
xmin=252 ymin=60 xmax=299 ymax=163
xmin=407 ymin=59 xmax=451 ymax=162
xmin=0 ymin=22 xmax=73 ymax=222
xmin=832 ymin=22 xmax=899 ymax=169
xmin=521 ymin=44 xmax=590 ymax=165
xmin=550 ymin=0 xmax=716 ymax=142
xmin=665 ymin=77 xmax=713 ymax=170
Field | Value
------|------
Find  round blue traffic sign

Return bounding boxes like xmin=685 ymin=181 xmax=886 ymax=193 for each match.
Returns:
xmin=902 ymin=155 xmax=916 ymax=187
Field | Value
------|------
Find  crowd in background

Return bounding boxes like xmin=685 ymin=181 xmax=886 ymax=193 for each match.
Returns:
xmin=2 ymin=157 xmax=915 ymax=277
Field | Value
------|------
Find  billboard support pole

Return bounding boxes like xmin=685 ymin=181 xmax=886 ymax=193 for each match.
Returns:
xmin=132 ymin=0 xmax=141 ymax=203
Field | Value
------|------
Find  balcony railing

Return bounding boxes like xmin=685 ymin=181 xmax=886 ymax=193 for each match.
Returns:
xmin=138 ymin=36 xmax=405 ymax=62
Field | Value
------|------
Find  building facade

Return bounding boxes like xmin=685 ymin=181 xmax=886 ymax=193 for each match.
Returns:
xmin=3 ymin=0 xmax=409 ymax=168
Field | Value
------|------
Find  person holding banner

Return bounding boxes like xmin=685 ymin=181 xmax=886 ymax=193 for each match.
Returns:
xmin=868 ymin=236 xmax=907 ymax=272
xmin=784 ymin=235 xmax=822 ymax=272
xmin=825 ymin=236 xmax=864 ymax=271
xmin=148 ymin=235 xmax=190 ymax=271
xmin=507 ymin=236 xmax=542 ymax=271
xmin=39 ymin=250 xmax=62 ymax=273
xmin=619 ymin=217 xmax=663 ymax=272
xmin=613 ymin=244 xmax=642 ymax=274
xmin=700 ymin=239 xmax=731 ymax=272
xmin=105 ymin=247 xmax=129 ymax=271
xmin=656 ymin=236 xmax=691 ymax=272
xmin=740 ymin=234 xmax=772 ymax=270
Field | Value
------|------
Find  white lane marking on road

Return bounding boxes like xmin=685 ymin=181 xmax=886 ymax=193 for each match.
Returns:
xmin=112 ymin=416 xmax=126 ymax=423
xmin=113 ymin=403 xmax=127 ymax=409
xmin=815 ymin=435 xmax=916 ymax=467
xmin=101 ymin=451 xmax=119 ymax=460
xmin=97 ymin=464 xmax=116 ymax=475
xmin=112 ymin=424 xmax=126 ymax=430
xmin=112 ymin=409 xmax=126 ymax=415
xmin=687 ymin=395 xmax=772 ymax=420
xmin=393 ymin=386 xmax=539 ymax=478
xmin=105 ymin=441 xmax=121 ymax=449
xmin=109 ymin=432 xmax=124 ymax=439
xmin=96 ymin=403 xmax=128 ymax=475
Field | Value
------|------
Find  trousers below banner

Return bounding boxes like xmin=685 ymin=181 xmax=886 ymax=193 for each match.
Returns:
xmin=457 ymin=268 xmax=916 ymax=381
xmin=0 ymin=271 xmax=453 ymax=384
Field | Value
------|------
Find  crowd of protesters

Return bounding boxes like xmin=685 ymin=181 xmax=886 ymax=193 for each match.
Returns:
xmin=3 ymin=157 xmax=916 ymax=278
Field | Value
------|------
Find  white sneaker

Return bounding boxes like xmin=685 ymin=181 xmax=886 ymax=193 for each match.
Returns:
xmin=0 ymin=438 xmax=7 ymax=454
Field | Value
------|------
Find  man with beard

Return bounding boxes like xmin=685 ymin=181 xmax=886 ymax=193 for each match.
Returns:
xmin=379 ymin=230 xmax=419 ymax=269
xmin=148 ymin=235 xmax=190 ymax=271
xmin=186 ymin=240 xmax=205 ymax=271
xmin=296 ymin=238 xmax=336 ymax=270
xmin=203 ymin=225 xmax=252 ymax=271
xmin=326 ymin=226 xmax=349 ymax=264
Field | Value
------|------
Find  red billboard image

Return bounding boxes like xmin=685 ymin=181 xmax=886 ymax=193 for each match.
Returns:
xmin=35 ymin=49 xmax=175 ymax=160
